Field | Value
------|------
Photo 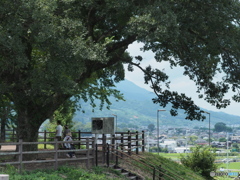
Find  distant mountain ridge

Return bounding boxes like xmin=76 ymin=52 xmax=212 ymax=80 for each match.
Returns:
xmin=74 ymin=80 xmax=240 ymax=128
xmin=114 ymin=80 xmax=155 ymax=101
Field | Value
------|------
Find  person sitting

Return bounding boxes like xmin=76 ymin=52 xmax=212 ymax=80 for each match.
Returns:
xmin=63 ymin=125 xmax=71 ymax=138
xmin=63 ymin=132 xmax=76 ymax=158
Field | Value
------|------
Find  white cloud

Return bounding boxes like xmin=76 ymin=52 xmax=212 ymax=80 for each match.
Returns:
xmin=126 ymin=42 xmax=240 ymax=116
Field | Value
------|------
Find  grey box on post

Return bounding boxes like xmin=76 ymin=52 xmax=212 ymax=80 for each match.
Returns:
xmin=91 ymin=117 xmax=115 ymax=134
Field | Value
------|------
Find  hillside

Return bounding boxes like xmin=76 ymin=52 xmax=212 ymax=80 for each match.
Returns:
xmin=0 ymin=152 xmax=205 ymax=180
xmin=73 ymin=80 xmax=240 ymax=129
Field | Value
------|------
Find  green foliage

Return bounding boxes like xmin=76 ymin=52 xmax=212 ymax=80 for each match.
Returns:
xmin=219 ymin=138 xmax=227 ymax=142
xmin=0 ymin=95 xmax=17 ymax=134
xmin=150 ymin=146 xmax=168 ymax=153
xmin=180 ymin=146 xmax=217 ymax=179
xmin=214 ymin=122 xmax=232 ymax=132
xmin=0 ymin=165 xmax=125 ymax=180
xmin=72 ymin=121 xmax=92 ymax=132
xmin=135 ymin=153 xmax=205 ymax=180
xmin=188 ymin=135 xmax=198 ymax=145
xmin=232 ymin=143 xmax=240 ymax=152
xmin=0 ymin=153 xmax=207 ymax=180
xmin=1 ymin=0 xmax=240 ymax=144
xmin=148 ymin=124 xmax=155 ymax=132
xmin=50 ymin=100 xmax=76 ymax=127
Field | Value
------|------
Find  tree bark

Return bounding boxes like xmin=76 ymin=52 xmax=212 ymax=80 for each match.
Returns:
xmin=16 ymin=108 xmax=44 ymax=160
xmin=0 ymin=107 xmax=8 ymax=149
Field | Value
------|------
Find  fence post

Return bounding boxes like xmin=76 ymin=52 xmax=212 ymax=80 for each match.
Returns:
xmin=159 ymin=165 xmax=163 ymax=180
xmin=54 ymin=138 xmax=58 ymax=170
xmin=136 ymin=131 xmax=139 ymax=154
xmin=102 ymin=134 xmax=106 ymax=164
xmin=121 ymin=133 xmax=124 ymax=157
xmin=116 ymin=143 xmax=119 ymax=166
xmin=142 ymin=130 xmax=145 ymax=152
xmin=128 ymin=131 xmax=131 ymax=155
xmin=44 ymin=130 xmax=47 ymax=149
xmin=78 ymin=130 xmax=81 ymax=149
xmin=111 ymin=134 xmax=115 ymax=160
xmin=18 ymin=139 xmax=23 ymax=173
xmin=91 ymin=137 xmax=95 ymax=167
xmin=12 ymin=129 xmax=15 ymax=141
xmin=86 ymin=138 xmax=90 ymax=168
xmin=0 ymin=174 xmax=9 ymax=180
xmin=153 ymin=167 xmax=156 ymax=180
xmin=106 ymin=143 xmax=109 ymax=167
xmin=95 ymin=142 xmax=98 ymax=167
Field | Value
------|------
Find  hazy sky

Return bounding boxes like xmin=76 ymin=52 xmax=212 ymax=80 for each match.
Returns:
xmin=125 ymin=42 xmax=240 ymax=116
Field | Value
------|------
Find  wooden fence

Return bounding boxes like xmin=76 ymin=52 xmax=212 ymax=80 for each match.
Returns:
xmin=0 ymin=138 xmax=95 ymax=172
xmin=0 ymin=130 xmax=145 ymax=172
xmin=106 ymin=143 xmax=184 ymax=180
xmin=1 ymin=129 xmax=145 ymax=152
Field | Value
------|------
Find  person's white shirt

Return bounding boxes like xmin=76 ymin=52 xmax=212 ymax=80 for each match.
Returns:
xmin=63 ymin=135 xmax=73 ymax=148
xmin=56 ymin=125 xmax=63 ymax=136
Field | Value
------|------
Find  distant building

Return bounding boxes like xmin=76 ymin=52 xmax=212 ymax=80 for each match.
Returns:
xmin=159 ymin=139 xmax=177 ymax=152
xmin=174 ymin=147 xmax=191 ymax=153
xmin=231 ymin=136 xmax=240 ymax=143
xmin=195 ymin=139 xmax=208 ymax=145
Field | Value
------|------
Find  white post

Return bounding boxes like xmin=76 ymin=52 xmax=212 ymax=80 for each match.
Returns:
xmin=157 ymin=109 xmax=165 ymax=155
xmin=227 ymin=132 xmax=229 ymax=172
xmin=147 ymin=131 xmax=150 ymax=152
xmin=0 ymin=174 xmax=9 ymax=180
xmin=185 ymin=129 xmax=188 ymax=153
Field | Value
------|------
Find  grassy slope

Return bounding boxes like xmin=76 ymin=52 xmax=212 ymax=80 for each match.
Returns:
xmin=118 ymin=152 xmax=205 ymax=180
xmin=0 ymin=153 xmax=205 ymax=180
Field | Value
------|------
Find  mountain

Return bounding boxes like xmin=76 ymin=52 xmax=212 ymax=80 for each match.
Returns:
xmin=73 ymin=80 xmax=240 ymax=129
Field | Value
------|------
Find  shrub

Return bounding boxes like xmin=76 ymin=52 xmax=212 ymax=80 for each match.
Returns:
xmin=180 ymin=145 xmax=217 ymax=179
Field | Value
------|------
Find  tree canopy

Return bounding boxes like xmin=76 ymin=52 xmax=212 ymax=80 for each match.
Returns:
xmin=180 ymin=146 xmax=217 ymax=178
xmin=214 ymin=122 xmax=232 ymax=132
xmin=0 ymin=0 xmax=240 ymax=145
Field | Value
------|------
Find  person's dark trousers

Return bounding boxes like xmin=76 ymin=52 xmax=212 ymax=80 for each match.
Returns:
xmin=56 ymin=136 xmax=63 ymax=148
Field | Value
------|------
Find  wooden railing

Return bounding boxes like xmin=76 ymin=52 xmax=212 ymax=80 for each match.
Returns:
xmin=0 ymin=138 xmax=95 ymax=172
xmin=1 ymin=130 xmax=145 ymax=152
xmin=0 ymin=130 xmax=145 ymax=171
xmin=94 ymin=131 xmax=145 ymax=165
xmin=105 ymin=143 xmax=184 ymax=180
xmin=0 ymin=129 xmax=17 ymax=142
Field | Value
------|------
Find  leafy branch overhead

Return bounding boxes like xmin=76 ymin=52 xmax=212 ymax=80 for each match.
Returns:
xmin=0 ymin=0 xmax=240 ymax=144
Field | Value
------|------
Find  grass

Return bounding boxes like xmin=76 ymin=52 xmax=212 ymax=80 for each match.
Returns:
xmin=38 ymin=144 xmax=54 ymax=149
xmin=119 ymin=152 xmax=205 ymax=180
xmin=158 ymin=152 xmax=240 ymax=179
xmin=5 ymin=150 xmax=238 ymax=179
xmin=217 ymin=162 xmax=240 ymax=170
xmin=158 ymin=152 xmax=183 ymax=158
xmin=0 ymin=165 xmax=128 ymax=180
xmin=0 ymin=152 xmax=206 ymax=180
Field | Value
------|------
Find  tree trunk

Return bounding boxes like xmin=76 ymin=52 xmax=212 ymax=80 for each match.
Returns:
xmin=16 ymin=109 xmax=44 ymax=160
xmin=0 ymin=107 xmax=8 ymax=149
xmin=13 ymin=91 xmax=68 ymax=160
xmin=0 ymin=117 xmax=6 ymax=142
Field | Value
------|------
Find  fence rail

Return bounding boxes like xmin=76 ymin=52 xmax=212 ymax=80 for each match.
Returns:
xmin=0 ymin=138 xmax=95 ymax=172
xmin=106 ymin=143 xmax=184 ymax=180
xmin=1 ymin=130 xmax=145 ymax=152
xmin=0 ymin=130 xmax=145 ymax=172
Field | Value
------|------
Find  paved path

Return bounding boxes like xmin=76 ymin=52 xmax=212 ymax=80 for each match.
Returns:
xmin=0 ymin=145 xmax=16 ymax=151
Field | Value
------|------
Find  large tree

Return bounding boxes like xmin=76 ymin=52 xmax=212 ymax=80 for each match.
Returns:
xmin=0 ymin=95 xmax=16 ymax=144
xmin=0 ymin=0 xmax=240 ymax=152
xmin=214 ymin=122 xmax=232 ymax=132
